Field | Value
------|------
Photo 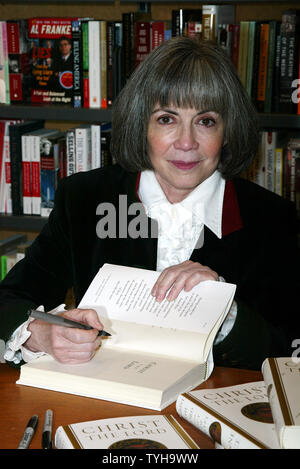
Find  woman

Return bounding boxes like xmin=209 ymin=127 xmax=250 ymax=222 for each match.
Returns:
xmin=1 ymin=37 xmax=298 ymax=370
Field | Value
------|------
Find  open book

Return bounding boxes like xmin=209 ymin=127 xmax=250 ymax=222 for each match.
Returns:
xmin=17 ymin=264 xmax=236 ymax=410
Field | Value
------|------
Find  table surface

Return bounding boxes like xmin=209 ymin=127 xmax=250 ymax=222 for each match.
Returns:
xmin=0 ymin=364 xmax=262 ymax=450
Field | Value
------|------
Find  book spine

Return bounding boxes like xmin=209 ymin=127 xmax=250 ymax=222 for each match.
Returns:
xmin=21 ymin=134 xmax=32 ymax=215
xmin=273 ymin=22 xmax=282 ymax=113
xmin=31 ymin=135 xmax=41 ymax=215
xmin=122 ymin=12 xmax=134 ymax=81
xmin=134 ymin=21 xmax=151 ymax=69
xmin=245 ymin=22 xmax=256 ymax=97
xmin=82 ymin=21 xmax=89 ymax=108
xmin=6 ymin=20 xmax=22 ymax=102
xmin=100 ymin=20 xmax=107 ymax=109
xmin=264 ymin=21 xmax=277 ymax=112
xmin=89 ymin=21 xmax=101 ymax=108
xmin=72 ymin=19 xmax=83 ymax=108
xmin=263 ymin=130 xmax=277 ymax=192
xmin=176 ymin=393 xmax=262 ymax=449
xmin=151 ymin=21 xmax=164 ymax=50
xmin=0 ymin=22 xmax=9 ymax=104
xmin=91 ymin=124 xmax=101 ymax=169
xmin=280 ymin=10 xmax=300 ymax=113
xmin=261 ymin=358 xmax=291 ymax=449
xmin=66 ymin=128 xmax=76 ymax=175
xmin=41 ymin=139 xmax=59 ymax=217
xmin=231 ymin=24 xmax=240 ymax=70
xmin=202 ymin=5 xmax=216 ymax=41
xmin=106 ymin=21 xmax=114 ymax=107
xmin=75 ymin=127 xmax=91 ymax=172
xmin=237 ymin=21 xmax=249 ymax=88
xmin=274 ymin=147 xmax=283 ymax=195
xmin=256 ymin=23 xmax=269 ymax=112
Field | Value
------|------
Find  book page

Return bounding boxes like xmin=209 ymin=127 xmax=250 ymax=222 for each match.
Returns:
xmin=79 ymin=264 xmax=236 ymax=363
xmin=79 ymin=263 xmax=236 ymax=333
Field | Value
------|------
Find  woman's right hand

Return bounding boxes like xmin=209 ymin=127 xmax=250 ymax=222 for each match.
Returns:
xmin=24 ymin=308 xmax=103 ymax=364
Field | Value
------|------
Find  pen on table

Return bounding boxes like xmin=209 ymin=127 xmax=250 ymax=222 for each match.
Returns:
xmin=42 ymin=409 xmax=53 ymax=450
xmin=28 ymin=309 xmax=111 ymax=337
xmin=17 ymin=414 xmax=38 ymax=449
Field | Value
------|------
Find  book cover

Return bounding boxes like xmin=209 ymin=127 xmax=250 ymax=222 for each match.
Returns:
xmin=176 ymin=381 xmax=279 ymax=449
xmin=274 ymin=147 xmax=284 ymax=196
xmin=71 ymin=19 xmax=83 ymax=108
xmin=17 ymin=263 xmax=236 ymax=411
xmin=245 ymin=21 xmax=257 ymax=98
xmin=0 ymin=120 xmax=18 ymax=214
xmin=9 ymin=120 xmax=44 ymax=215
xmin=262 ymin=357 xmax=300 ymax=449
xmin=39 ymin=130 xmax=64 ymax=216
xmin=55 ymin=414 xmax=198 ymax=449
xmin=28 ymin=17 xmax=76 ymax=106
xmin=6 ymin=19 xmax=31 ymax=103
xmin=100 ymin=20 xmax=107 ymax=109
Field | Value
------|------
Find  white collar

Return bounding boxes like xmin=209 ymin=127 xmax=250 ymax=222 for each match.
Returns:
xmin=138 ymin=169 xmax=225 ymax=239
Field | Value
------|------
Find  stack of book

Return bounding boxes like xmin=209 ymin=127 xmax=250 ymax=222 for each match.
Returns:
xmin=0 ymin=119 xmax=112 ymax=217
xmin=0 ymin=7 xmax=299 ymax=114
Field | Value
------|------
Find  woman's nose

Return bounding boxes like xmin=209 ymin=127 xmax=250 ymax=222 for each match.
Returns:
xmin=174 ymin=125 xmax=199 ymax=151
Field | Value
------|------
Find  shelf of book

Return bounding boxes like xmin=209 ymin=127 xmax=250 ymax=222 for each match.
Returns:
xmin=0 ymin=104 xmax=113 ymax=123
xmin=0 ymin=214 xmax=48 ymax=231
xmin=0 ymin=105 xmax=299 ymax=128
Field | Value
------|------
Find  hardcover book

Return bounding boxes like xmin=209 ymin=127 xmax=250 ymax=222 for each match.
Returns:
xmin=17 ymin=263 xmax=236 ymax=411
xmin=262 ymin=357 xmax=300 ymax=449
xmin=27 ymin=17 xmax=76 ymax=106
xmin=176 ymin=381 xmax=279 ymax=449
xmin=55 ymin=414 xmax=198 ymax=449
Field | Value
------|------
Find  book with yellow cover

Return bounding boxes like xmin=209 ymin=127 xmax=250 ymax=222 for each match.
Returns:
xmin=55 ymin=414 xmax=199 ymax=449
xmin=17 ymin=263 xmax=236 ymax=410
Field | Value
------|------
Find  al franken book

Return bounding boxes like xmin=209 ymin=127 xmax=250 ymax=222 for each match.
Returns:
xmin=27 ymin=17 xmax=76 ymax=106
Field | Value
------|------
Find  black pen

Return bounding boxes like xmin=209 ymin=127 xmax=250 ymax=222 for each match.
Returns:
xmin=28 ymin=309 xmax=111 ymax=337
xmin=42 ymin=409 xmax=53 ymax=449
xmin=18 ymin=414 xmax=38 ymax=449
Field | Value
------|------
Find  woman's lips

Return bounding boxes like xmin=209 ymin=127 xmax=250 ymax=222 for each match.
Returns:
xmin=170 ymin=160 xmax=199 ymax=170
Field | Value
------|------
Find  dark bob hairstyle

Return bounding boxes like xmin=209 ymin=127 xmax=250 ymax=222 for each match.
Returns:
xmin=111 ymin=36 xmax=259 ymax=179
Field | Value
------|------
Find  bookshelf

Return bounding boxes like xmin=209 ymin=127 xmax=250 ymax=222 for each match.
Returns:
xmin=0 ymin=0 xmax=299 ymax=235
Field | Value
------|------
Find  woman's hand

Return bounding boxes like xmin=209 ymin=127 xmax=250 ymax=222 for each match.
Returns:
xmin=151 ymin=260 xmax=219 ymax=302
xmin=24 ymin=308 xmax=103 ymax=364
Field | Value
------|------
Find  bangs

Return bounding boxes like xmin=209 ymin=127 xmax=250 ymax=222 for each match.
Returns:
xmin=145 ymin=53 xmax=230 ymax=117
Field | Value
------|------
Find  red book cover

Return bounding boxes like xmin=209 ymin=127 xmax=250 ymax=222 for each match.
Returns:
xmin=28 ymin=17 xmax=76 ymax=106
xmin=134 ymin=21 xmax=151 ymax=69
xmin=151 ymin=21 xmax=164 ymax=50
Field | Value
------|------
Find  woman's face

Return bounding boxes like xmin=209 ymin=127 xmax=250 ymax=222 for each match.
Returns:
xmin=147 ymin=105 xmax=225 ymax=203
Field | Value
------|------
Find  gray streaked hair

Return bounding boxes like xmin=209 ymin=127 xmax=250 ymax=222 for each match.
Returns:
xmin=111 ymin=36 xmax=259 ymax=179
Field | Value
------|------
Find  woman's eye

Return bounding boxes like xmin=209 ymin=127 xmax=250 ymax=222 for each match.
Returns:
xmin=199 ymin=117 xmax=215 ymax=127
xmin=157 ymin=115 xmax=174 ymax=124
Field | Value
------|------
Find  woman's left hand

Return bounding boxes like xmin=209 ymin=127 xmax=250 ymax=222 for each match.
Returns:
xmin=151 ymin=260 xmax=219 ymax=302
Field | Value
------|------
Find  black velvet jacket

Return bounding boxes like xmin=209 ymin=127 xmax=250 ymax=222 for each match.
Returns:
xmin=0 ymin=165 xmax=299 ymax=370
